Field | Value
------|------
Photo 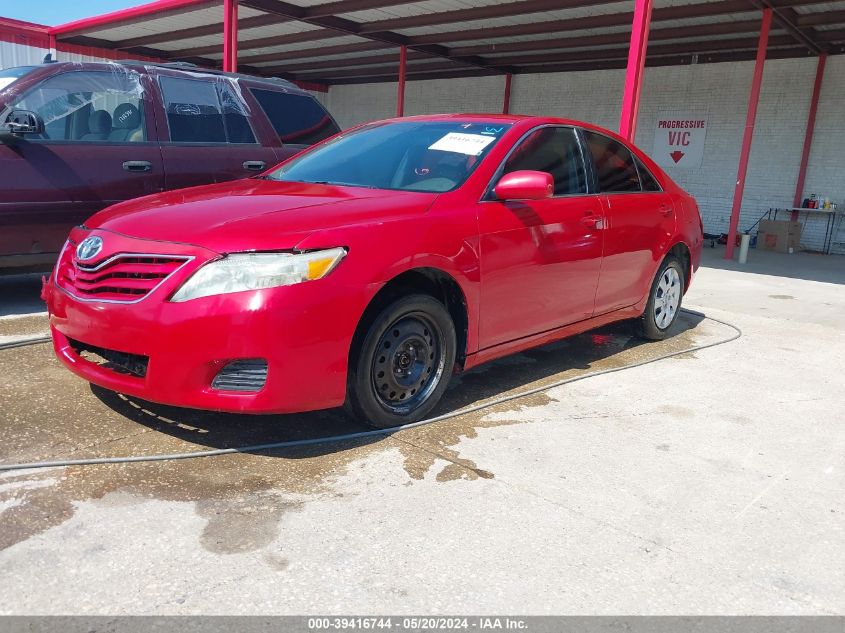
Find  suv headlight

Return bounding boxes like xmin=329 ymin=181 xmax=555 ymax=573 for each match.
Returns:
xmin=170 ymin=248 xmax=346 ymax=302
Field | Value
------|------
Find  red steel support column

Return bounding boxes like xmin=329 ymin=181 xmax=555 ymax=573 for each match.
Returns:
xmin=397 ymin=45 xmax=407 ymax=117
xmin=223 ymin=0 xmax=238 ymax=73
xmin=791 ymin=53 xmax=827 ymax=218
xmin=618 ymin=0 xmax=653 ymax=141
xmin=502 ymin=73 xmax=513 ymax=114
xmin=48 ymin=34 xmax=57 ymax=59
xmin=725 ymin=8 xmax=772 ymax=260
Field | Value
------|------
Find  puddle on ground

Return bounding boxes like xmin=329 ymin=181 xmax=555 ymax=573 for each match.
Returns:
xmin=0 ymin=310 xmax=723 ymax=553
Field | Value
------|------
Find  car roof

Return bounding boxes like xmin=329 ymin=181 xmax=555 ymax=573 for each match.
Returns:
xmin=31 ymin=60 xmax=309 ymax=95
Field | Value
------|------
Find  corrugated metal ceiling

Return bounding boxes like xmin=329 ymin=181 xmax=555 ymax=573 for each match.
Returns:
xmin=51 ymin=0 xmax=844 ymax=84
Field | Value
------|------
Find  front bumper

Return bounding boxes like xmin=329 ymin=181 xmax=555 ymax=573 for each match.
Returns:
xmin=46 ymin=230 xmax=368 ymax=414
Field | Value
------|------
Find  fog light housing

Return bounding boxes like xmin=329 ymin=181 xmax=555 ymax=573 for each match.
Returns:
xmin=211 ymin=359 xmax=268 ymax=392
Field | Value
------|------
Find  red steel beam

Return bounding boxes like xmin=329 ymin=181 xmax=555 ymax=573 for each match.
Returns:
xmin=223 ymin=0 xmax=238 ymax=72
xmin=725 ymin=8 xmax=773 ymax=260
xmin=503 ymin=73 xmax=513 ymax=114
xmin=397 ymin=45 xmax=407 ymax=117
xmin=619 ymin=0 xmax=653 ymax=141
xmin=792 ymin=53 xmax=827 ymax=213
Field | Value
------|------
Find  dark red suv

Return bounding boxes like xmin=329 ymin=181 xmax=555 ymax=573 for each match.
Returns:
xmin=0 ymin=61 xmax=338 ymax=271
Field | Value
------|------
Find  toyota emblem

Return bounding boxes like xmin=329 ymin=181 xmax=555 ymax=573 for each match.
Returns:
xmin=76 ymin=236 xmax=104 ymax=261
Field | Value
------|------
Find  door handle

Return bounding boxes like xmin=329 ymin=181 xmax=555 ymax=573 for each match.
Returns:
xmin=659 ymin=204 xmax=674 ymax=216
xmin=580 ymin=214 xmax=605 ymax=229
xmin=122 ymin=160 xmax=152 ymax=172
xmin=243 ymin=160 xmax=266 ymax=171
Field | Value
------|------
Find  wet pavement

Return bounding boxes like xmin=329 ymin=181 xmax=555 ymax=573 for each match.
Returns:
xmin=0 ymin=311 xmax=725 ymax=555
xmin=0 ymin=251 xmax=842 ymax=614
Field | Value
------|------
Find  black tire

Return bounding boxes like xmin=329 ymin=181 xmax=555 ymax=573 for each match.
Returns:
xmin=346 ymin=294 xmax=456 ymax=429
xmin=636 ymin=255 xmax=685 ymax=341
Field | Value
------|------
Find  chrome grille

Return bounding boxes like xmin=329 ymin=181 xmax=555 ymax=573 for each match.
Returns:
xmin=56 ymin=247 xmax=191 ymax=303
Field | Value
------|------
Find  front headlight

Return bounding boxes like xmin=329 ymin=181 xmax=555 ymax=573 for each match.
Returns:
xmin=170 ymin=248 xmax=346 ymax=302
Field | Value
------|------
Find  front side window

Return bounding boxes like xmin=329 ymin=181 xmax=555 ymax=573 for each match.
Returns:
xmin=9 ymin=69 xmax=146 ymax=142
xmin=0 ymin=66 xmax=38 ymax=91
xmin=267 ymin=120 xmax=510 ymax=193
xmin=583 ymin=130 xmax=641 ymax=193
xmin=251 ymin=88 xmax=339 ymax=145
xmin=160 ymin=75 xmax=256 ymax=144
xmin=499 ymin=127 xmax=587 ymax=195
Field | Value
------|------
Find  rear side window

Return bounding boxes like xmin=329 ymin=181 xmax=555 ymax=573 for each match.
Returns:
xmin=583 ymin=130 xmax=641 ymax=193
xmin=160 ymin=76 xmax=256 ymax=144
xmin=251 ymin=88 xmax=339 ymax=145
xmin=634 ymin=155 xmax=662 ymax=192
xmin=500 ymin=127 xmax=587 ymax=195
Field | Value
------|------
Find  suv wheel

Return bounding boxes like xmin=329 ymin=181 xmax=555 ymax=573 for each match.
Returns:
xmin=346 ymin=294 xmax=456 ymax=429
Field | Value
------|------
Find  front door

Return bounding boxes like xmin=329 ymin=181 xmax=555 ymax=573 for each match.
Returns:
xmin=0 ymin=68 xmax=163 ymax=261
xmin=478 ymin=126 xmax=604 ymax=349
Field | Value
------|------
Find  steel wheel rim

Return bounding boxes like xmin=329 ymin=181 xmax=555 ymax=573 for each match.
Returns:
xmin=654 ymin=266 xmax=681 ymax=330
xmin=371 ymin=312 xmax=446 ymax=415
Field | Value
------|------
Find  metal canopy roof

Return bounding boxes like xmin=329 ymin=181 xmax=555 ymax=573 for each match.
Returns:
xmin=50 ymin=0 xmax=845 ymax=86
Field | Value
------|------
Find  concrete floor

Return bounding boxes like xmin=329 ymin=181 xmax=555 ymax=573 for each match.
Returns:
xmin=0 ymin=248 xmax=843 ymax=614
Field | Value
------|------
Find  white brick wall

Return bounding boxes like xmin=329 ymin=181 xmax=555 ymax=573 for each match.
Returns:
xmin=326 ymin=56 xmax=845 ymax=253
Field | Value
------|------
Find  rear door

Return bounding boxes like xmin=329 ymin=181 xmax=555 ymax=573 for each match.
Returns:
xmin=248 ymin=87 xmax=340 ymax=163
xmin=0 ymin=67 xmax=164 ymax=261
xmin=153 ymin=72 xmax=278 ymax=189
xmin=582 ymin=130 xmax=677 ymax=314
xmin=478 ymin=126 xmax=604 ymax=349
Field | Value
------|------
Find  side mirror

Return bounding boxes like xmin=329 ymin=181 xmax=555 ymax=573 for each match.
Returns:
xmin=493 ymin=170 xmax=554 ymax=201
xmin=0 ymin=110 xmax=44 ymax=143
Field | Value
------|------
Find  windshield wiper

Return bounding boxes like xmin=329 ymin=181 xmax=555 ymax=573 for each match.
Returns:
xmin=301 ymin=180 xmax=377 ymax=189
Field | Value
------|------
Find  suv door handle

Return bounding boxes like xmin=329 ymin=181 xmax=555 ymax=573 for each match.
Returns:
xmin=122 ymin=160 xmax=152 ymax=172
xmin=243 ymin=160 xmax=266 ymax=171
xmin=659 ymin=203 xmax=674 ymax=216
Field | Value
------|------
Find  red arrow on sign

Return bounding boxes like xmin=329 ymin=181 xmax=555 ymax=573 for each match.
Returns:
xmin=670 ymin=150 xmax=685 ymax=163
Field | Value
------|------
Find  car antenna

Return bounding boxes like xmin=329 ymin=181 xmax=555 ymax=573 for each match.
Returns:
xmin=42 ymin=53 xmax=57 ymax=64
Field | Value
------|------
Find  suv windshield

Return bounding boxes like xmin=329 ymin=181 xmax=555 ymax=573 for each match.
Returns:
xmin=0 ymin=66 xmax=38 ymax=92
xmin=267 ymin=120 xmax=511 ymax=193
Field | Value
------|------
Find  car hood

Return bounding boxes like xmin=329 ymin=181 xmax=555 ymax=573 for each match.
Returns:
xmin=86 ymin=179 xmax=438 ymax=253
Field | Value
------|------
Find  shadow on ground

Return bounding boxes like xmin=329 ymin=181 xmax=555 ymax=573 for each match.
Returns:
xmin=90 ymin=311 xmax=705 ymax=460
xmin=700 ymin=246 xmax=845 ymax=285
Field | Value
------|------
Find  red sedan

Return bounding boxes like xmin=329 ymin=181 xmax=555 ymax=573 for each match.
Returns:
xmin=44 ymin=114 xmax=703 ymax=428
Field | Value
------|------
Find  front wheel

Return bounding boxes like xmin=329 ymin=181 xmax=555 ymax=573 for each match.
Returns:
xmin=636 ymin=256 xmax=685 ymax=340
xmin=346 ymin=294 xmax=456 ymax=429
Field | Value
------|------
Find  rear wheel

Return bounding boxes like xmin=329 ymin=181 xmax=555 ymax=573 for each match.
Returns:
xmin=346 ymin=294 xmax=456 ymax=429
xmin=636 ymin=256 xmax=685 ymax=340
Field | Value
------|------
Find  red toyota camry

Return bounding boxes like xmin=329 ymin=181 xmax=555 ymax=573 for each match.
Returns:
xmin=44 ymin=114 xmax=703 ymax=428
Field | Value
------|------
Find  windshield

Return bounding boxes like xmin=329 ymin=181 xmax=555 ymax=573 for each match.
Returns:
xmin=266 ymin=120 xmax=511 ymax=193
xmin=0 ymin=66 xmax=38 ymax=92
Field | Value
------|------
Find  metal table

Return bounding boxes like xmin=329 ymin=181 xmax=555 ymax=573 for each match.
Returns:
xmin=767 ymin=207 xmax=840 ymax=254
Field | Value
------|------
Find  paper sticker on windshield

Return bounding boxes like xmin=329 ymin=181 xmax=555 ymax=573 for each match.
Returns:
xmin=428 ymin=132 xmax=497 ymax=156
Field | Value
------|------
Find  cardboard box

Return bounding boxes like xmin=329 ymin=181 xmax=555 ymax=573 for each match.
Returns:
xmin=757 ymin=220 xmax=802 ymax=253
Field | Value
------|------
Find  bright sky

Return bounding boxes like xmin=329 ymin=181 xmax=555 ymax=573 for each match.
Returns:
xmin=4 ymin=1 xmax=148 ymax=27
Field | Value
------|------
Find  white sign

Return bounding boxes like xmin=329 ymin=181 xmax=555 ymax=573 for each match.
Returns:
xmin=428 ymin=132 xmax=496 ymax=156
xmin=652 ymin=112 xmax=707 ymax=169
